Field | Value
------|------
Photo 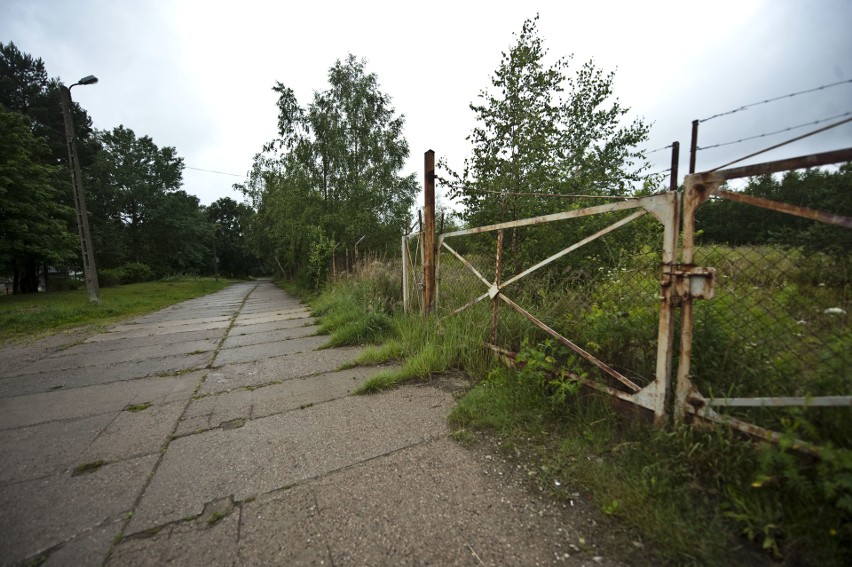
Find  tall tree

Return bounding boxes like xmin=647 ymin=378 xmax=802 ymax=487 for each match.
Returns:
xmin=250 ymin=55 xmax=417 ymax=284
xmin=447 ymin=16 xmax=650 ymax=264
xmin=92 ymin=125 xmax=184 ymax=265
xmin=0 ymin=108 xmax=77 ymax=292
xmin=206 ymin=197 xmax=256 ymax=277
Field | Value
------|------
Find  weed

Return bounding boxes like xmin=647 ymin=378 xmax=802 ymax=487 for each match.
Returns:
xmin=206 ymin=511 xmax=226 ymax=526
xmin=72 ymin=460 xmax=107 ymax=476
xmin=125 ymin=402 xmax=151 ymax=412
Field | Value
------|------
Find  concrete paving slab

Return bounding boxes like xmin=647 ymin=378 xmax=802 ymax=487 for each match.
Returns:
xmin=0 ymin=454 xmax=157 ymax=564
xmin=237 ymin=485 xmax=331 ymax=566
xmin=55 ymin=328 xmax=221 ymax=356
xmin=84 ymin=320 xmax=230 ymax=343
xmin=109 ymin=315 xmax=232 ymax=333
xmin=3 ymin=338 xmax=218 ymax=377
xmin=227 ymin=317 xmax=317 ymax=337
xmin=175 ymin=389 xmax=254 ymax=437
xmin=176 ymin=365 xmax=392 ymax=437
xmin=234 ymin=306 xmax=307 ymax=320
xmin=213 ymin=335 xmax=327 ymax=366
xmin=0 ymin=352 xmax=212 ymax=398
xmin=221 ymin=325 xmax=319 ymax=349
xmin=43 ymin=518 xmax=123 ymax=567
xmin=83 ymin=400 xmax=187 ymax=462
xmin=198 ymin=347 xmax=362 ymax=395
xmin=127 ymin=386 xmax=452 ymax=532
xmin=231 ymin=310 xmax=311 ymax=327
xmin=0 ymin=413 xmax=114 ymax=484
xmin=108 ymin=506 xmax=240 ymax=567
xmin=309 ymin=437 xmax=578 ymax=566
xmin=0 ymin=372 xmax=203 ymax=430
xmin=250 ymin=366 xmax=394 ymax=420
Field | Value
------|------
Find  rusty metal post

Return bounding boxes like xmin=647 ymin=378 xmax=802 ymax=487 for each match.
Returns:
xmin=491 ymin=229 xmax=504 ymax=344
xmin=669 ymin=141 xmax=680 ymax=192
xmin=651 ymin=192 xmax=680 ymax=426
xmin=423 ymin=150 xmax=436 ymax=315
xmin=674 ymin=173 xmax=712 ymax=422
xmin=689 ymin=120 xmax=699 ymax=174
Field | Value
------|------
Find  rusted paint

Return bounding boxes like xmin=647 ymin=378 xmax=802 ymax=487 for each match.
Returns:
xmin=690 ymin=404 xmax=822 ymax=457
xmin=652 ymin=191 xmax=680 ymax=426
xmin=707 ymin=147 xmax=852 ymax=180
xmin=717 ymin=189 xmax=852 ymax=229
xmin=498 ymin=293 xmax=642 ymax=393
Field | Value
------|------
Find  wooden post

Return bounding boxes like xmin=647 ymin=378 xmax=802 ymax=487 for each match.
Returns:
xmin=423 ymin=150 xmax=436 ymax=315
xmin=689 ymin=120 xmax=699 ymax=174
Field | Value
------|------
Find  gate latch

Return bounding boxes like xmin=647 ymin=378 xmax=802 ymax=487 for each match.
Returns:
xmin=672 ymin=266 xmax=716 ymax=301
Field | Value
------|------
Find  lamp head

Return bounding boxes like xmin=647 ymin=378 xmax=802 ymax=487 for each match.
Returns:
xmin=75 ymin=75 xmax=98 ymax=86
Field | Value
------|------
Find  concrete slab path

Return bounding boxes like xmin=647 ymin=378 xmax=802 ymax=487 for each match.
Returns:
xmin=0 ymin=280 xmax=620 ymax=566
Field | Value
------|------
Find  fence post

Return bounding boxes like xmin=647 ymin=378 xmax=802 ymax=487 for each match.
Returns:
xmin=669 ymin=141 xmax=680 ymax=192
xmin=402 ymin=235 xmax=409 ymax=314
xmin=423 ymin=150 xmax=436 ymax=315
xmin=689 ymin=120 xmax=699 ymax=174
xmin=491 ymin=229 xmax=503 ymax=344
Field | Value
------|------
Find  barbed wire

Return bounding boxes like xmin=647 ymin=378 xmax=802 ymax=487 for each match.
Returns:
xmin=185 ymin=166 xmax=244 ymax=177
xmin=698 ymin=111 xmax=852 ymax=151
xmin=699 ymin=79 xmax=852 ymax=123
xmin=709 ymin=115 xmax=852 ymax=172
xmin=647 ymin=168 xmax=672 ymax=177
xmin=645 ymin=144 xmax=673 ymax=155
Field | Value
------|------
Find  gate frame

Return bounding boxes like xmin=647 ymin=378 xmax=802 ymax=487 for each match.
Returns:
xmin=436 ymin=192 xmax=681 ymax=425
xmin=676 ymin=147 xmax=852 ymax=451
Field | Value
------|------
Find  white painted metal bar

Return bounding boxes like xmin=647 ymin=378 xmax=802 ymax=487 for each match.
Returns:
xmin=498 ymin=209 xmax=647 ymax=291
xmin=441 ymin=199 xmax=644 ymax=239
xmin=706 ymin=396 xmax=852 ymax=407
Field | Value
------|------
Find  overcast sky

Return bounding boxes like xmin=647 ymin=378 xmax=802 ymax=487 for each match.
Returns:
xmin=2 ymin=0 xmax=851 ymax=207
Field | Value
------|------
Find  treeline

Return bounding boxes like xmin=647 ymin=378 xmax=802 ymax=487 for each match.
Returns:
xmin=238 ymin=55 xmax=417 ymax=288
xmin=697 ymin=165 xmax=852 ymax=255
xmin=0 ymin=42 xmax=256 ymax=294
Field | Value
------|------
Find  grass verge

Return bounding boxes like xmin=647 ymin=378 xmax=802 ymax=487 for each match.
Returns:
xmin=0 ymin=278 xmax=232 ymax=344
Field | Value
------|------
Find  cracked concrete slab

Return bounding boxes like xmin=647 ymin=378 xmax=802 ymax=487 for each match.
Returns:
xmin=108 ymin=507 xmax=240 ymax=567
xmin=0 ymin=413 xmax=114 ymax=484
xmin=127 ymin=386 xmax=452 ymax=533
xmin=224 ymin=316 xmax=317 ymax=337
xmin=221 ymin=325 xmax=319 ymax=349
xmin=82 ymin=400 xmax=187 ymax=462
xmin=212 ymin=335 xmax=328 ymax=366
xmin=0 ymin=352 xmax=212 ymax=398
xmin=55 ymin=328 xmax=221 ymax=356
xmin=197 ymin=346 xmax=363 ymax=396
xmin=0 ymin=372 xmax=203 ymax=429
xmin=0 ymin=454 xmax=157 ymax=564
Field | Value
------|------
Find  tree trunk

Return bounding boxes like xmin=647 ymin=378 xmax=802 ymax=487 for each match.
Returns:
xmin=12 ymin=259 xmax=20 ymax=294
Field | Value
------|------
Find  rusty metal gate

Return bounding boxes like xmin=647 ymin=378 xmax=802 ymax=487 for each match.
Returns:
xmin=424 ymin=148 xmax=851 ymax=445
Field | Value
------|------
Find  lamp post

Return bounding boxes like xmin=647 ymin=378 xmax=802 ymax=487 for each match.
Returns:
xmin=59 ymin=75 xmax=100 ymax=304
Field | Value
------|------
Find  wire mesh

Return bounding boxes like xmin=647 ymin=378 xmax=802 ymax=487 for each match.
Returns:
xmin=438 ymin=208 xmax=664 ymax=391
xmin=690 ymin=193 xmax=851 ymax=444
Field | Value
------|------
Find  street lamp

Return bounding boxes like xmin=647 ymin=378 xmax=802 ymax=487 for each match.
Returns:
xmin=59 ymin=75 xmax=100 ymax=304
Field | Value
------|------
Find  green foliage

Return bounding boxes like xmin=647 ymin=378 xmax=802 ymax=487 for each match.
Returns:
xmin=0 ymin=107 xmax=78 ymax=292
xmin=207 ymin=197 xmax=257 ymax=278
xmin=247 ymin=55 xmax=416 ymax=287
xmin=443 ymin=15 xmax=650 ymax=268
xmin=516 ymin=339 xmax=582 ymax=405
xmin=98 ymin=262 xmax=155 ymax=287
